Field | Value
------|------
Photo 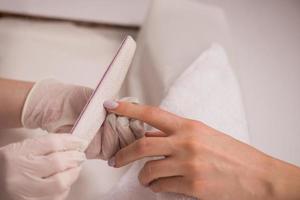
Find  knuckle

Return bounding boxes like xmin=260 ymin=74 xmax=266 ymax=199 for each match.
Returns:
xmin=183 ymin=140 xmax=200 ymax=154
xmin=184 ymin=160 xmax=200 ymax=174
xmin=185 ymin=120 xmax=202 ymax=131
xmin=135 ymin=139 xmax=149 ymax=154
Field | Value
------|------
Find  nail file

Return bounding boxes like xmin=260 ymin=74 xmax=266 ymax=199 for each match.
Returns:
xmin=71 ymin=36 xmax=136 ymax=148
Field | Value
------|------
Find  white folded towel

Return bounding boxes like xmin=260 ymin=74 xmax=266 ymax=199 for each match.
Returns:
xmin=160 ymin=44 xmax=249 ymax=144
xmin=101 ymin=44 xmax=249 ymax=200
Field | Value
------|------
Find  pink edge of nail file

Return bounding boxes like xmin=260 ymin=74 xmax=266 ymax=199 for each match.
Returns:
xmin=71 ymin=36 xmax=136 ymax=149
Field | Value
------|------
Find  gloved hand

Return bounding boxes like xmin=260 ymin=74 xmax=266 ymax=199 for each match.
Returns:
xmin=0 ymin=134 xmax=87 ymax=200
xmin=21 ymin=79 xmax=144 ymax=160
xmin=86 ymin=97 xmax=145 ymax=159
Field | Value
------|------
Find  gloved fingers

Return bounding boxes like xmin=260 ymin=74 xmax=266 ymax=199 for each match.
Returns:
xmin=101 ymin=117 xmax=119 ymax=160
xmin=24 ymin=134 xmax=87 ymax=156
xmin=98 ymin=104 xmax=145 ymax=160
xmin=116 ymin=97 xmax=145 ymax=140
xmin=85 ymin=130 xmax=102 ymax=159
xmin=68 ymin=86 xmax=93 ymax=115
xmin=32 ymin=150 xmax=86 ymax=178
xmin=75 ymin=96 xmax=144 ymax=161
xmin=116 ymin=116 xmax=136 ymax=147
xmin=130 ymin=119 xmax=145 ymax=139
xmin=42 ymin=166 xmax=82 ymax=194
xmin=22 ymin=79 xmax=93 ymax=133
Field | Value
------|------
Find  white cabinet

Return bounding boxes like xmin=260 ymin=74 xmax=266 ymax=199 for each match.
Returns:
xmin=0 ymin=0 xmax=151 ymax=26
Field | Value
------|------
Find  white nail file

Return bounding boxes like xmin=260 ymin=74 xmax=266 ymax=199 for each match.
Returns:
xmin=71 ymin=36 xmax=136 ymax=148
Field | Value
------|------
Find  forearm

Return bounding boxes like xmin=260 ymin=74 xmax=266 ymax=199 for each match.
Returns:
xmin=0 ymin=78 xmax=34 ymax=128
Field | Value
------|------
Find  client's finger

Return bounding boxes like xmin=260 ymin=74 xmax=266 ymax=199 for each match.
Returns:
xmin=109 ymin=137 xmax=173 ymax=168
xmin=139 ymin=158 xmax=184 ymax=186
xmin=145 ymin=131 xmax=168 ymax=137
xmin=149 ymin=176 xmax=191 ymax=196
xmin=103 ymin=100 xmax=185 ymax=134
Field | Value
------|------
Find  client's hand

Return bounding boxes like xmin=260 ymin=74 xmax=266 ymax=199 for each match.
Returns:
xmin=104 ymin=100 xmax=300 ymax=200
xmin=21 ymin=79 xmax=144 ymax=160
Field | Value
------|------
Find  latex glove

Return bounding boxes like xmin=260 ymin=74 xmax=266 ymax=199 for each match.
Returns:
xmin=86 ymin=97 xmax=144 ymax=159
xmin=0 ymin=134 xmax=87 ymax=200
xmin=21 ymin=79 xmax=144 ymax=160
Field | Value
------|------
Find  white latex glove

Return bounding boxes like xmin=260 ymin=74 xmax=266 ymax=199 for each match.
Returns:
xmin=0 ymin=134 xmax=87 ymax=200
xmin=21 ymin=79 xmax=144 ymax=160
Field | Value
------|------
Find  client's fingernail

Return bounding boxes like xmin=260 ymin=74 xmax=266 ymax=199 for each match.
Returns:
xmin=103 ymin=100 xmax=119 ymax=109
xmin=108 ymin=157 xmax=116 ymax=167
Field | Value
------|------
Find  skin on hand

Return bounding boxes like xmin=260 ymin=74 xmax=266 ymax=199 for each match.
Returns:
xmin=0 ymin=78 xmax=34 ymax=128
xmin=104 ymin=100 xmax=300 ymax=200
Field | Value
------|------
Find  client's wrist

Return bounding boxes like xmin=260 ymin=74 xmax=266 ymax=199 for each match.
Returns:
xmin=269 ymin=158 xmax=300 ymax=200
